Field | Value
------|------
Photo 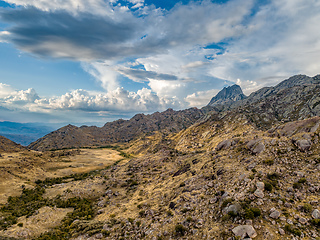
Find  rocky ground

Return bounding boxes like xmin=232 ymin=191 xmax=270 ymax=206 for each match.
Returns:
xmin=1 ymin=74 xmax=320 ymax=239
xmin=0 ymin=115 xmax=319 ymax=239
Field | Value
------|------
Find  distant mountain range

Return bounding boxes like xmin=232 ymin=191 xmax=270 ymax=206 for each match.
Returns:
xmin=0 ymin=122 xmax=58 ymax=146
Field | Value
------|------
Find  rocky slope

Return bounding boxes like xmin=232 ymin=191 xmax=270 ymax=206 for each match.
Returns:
xmin=1 ymin=114 xmax=320 ymax=239
xmin=29 ymin=74 xmax=320 ymax=152
xmin=1 ymin=74 xmax=320 ymax=239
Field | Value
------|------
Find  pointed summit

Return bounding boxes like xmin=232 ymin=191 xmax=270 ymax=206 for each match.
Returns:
xmin=208 ymin=84 xmax=246 ymax=106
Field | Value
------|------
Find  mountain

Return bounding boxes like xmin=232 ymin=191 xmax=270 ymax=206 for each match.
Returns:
xmin=0 ymin=135 xmax=25 ymax=153
xmin=28 ymin=74 xmax=320 ymax=151
xmin=28 ymin=108 xmax=204 ymax=151
xmin=208 ymin=84 xmax=246 ymax=106
xmin=0 ymin=122 xmax=57 ymax=146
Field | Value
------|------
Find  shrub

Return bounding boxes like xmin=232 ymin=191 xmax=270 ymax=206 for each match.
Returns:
xmin=263 ymin=159 xmax=274 ymax=165
xmin=167 ymin=210 xmax=173 ymax=216
xmin=174 ymin=224 xmax=187 ymax=236
xmin=311 ymin=219 xmax=320 ymax=227
xmin=302 ymin=203 xmax=312 ymax=213
xmin=267 ymin=172 xmax=280 ymax=180
xmin=221 ymin=198 xmax=233 ymax=208
xmin=264 ymin=182 xmax=273 ymax=192
xmin=293 ymin=182 xmax=302 ymax=189
xmin=244 ymin=207 xmax=261 ymax=219
xmin=298 ymin=178 xmax=307 ymax=184
xmin=284 ymin=224 xmax=301 ymax=236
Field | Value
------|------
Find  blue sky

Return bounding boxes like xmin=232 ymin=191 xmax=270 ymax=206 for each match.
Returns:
xmin=0 ymin=0 xmax=319 ymax=125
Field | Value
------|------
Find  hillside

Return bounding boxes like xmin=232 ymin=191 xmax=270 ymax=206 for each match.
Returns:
xmin=0 ymin=135 xmax=25 ymax=153
xmin=28 ymin=108 xmax=203 ymax=151
xmin=0 ymin=74 xmax=320 ymax=240
xmin=29 ymin=74 xmax=320 ymax=152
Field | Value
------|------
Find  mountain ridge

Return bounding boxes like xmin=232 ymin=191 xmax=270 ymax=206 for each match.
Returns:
xmin=27 ymin=74 xmax=320 ymax=151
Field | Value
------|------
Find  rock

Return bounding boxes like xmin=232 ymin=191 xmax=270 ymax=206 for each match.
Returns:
xmin=252 ymin=143 xmax=265 ymax=154
xmin=287 ymin=219 xmax=293 ymax=224
xmin=247 ymin=162 xmax=256 ymax=170
xmin=284 ymin=202 xmax=291 ymax=208
xmin=247 ymin=140 xmax=265 ymax=155
xmin=254 ymin=189 xmax=264 ymax=198
xmin=215 ymin=140 xmax=231 ymax=151
xmin=245 ymin=220 xmax=253 ymax=225
xmin=209 ymin=197 xmax=218 ymax=204
xmin=97 ymin=209 xmax=105 ymax=214
xmin=95 ymin=233 xmax=104 ymax=239
xmin=299 ymin=217 xmax=307 ymax=224
xmin=223 ymin=204 xmax=241 ymax=215
xmin=294 ymin=139 xmax=312 ymax=151
xmin=256 ymin=182 xmax=265 ymax=190
xmin=256 ymin=199 xmax=264 ymax=205
xmin=312 ymin=209 xmax=320 ymax=219
xmin=232 ymin=225 xmax=257 ymax=239
xmin=279 ymin=228 xmax=285 ymax=235
xmin=269 ymin=210 xmax=280 ymax=219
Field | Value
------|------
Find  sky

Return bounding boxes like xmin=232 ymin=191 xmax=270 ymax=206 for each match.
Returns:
xmin=0 ymin=0 xmax=319 ymax=125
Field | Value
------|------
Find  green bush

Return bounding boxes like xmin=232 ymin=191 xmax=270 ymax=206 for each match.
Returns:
xmin=298 ymin=177 xmax=307 ymax=184
xmin=174 ymin=224 xmax=187 ymax=236
xmin=311 ymin=219 xmax=320 ymax=227
xmin=244 ymin=207 xmax=261 ymax=219
xmin=264 ymin=182 xmax=273 ymax=192
xmin=221 ymin=198 xmax=233 ymax=208
xmin=293 ymin=182 xmax=302 ymax=189
xmin=302 ymin=203 xmax=312 ymax=213
xmin=284 ymin=224 xmax=301 ymax=236
xmin=263 ymin=159 xmax=274 ymax=165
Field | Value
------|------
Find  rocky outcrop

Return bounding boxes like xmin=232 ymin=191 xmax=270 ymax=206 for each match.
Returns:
xmin=208 ymin=84 xmax=246 ymax=107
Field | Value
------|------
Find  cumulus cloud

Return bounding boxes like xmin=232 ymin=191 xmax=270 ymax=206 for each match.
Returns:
xmin=185 ymin=89 xmax=220 ymax=108
xmin=3 ymin=88 xmax=39 ymax=105
xmin=0 ymin=85 xmax=183 ymax=115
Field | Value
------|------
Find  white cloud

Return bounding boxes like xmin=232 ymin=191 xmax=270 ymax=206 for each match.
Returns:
xmin=0 ymin=83 xmax=14 ymax=98
xmin=3 ymin=0 xmax=116 ymax=16
xmin=185 ymin=89 xmax=220 ymax=108
xmin=82 ymin=61 xmax=119 ymax=92
xmin=4 ymin=88 xmax=39 ymax=105
xmin=209 ymin=0 xmax=320 ymax=89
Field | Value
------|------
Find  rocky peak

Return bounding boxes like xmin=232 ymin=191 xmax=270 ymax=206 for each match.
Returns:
xmin=275 ymin=74 xmax=318 ymax=90
xmin=208 ymin=84 xmax=246 ymax=106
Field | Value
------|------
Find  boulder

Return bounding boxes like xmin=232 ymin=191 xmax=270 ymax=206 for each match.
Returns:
xmin=312 ymin=209 xmax=320 ymax=219
xmin=269 ymin=210 xmax=281 ymax=219
xmin=256 ymin=182 xmax=265 ymax=190
xmin=247 ymin=139 xmax=265 ymax=155
xmin=294 ymin=139 xmax=312 ymax=151
xmin=254 ymin=189 xmax=264 ymax=198
xmin=215 ymin=140 xmax=231 ymax=151
xmin=232 ymin=225 xmax=257 ymax=239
